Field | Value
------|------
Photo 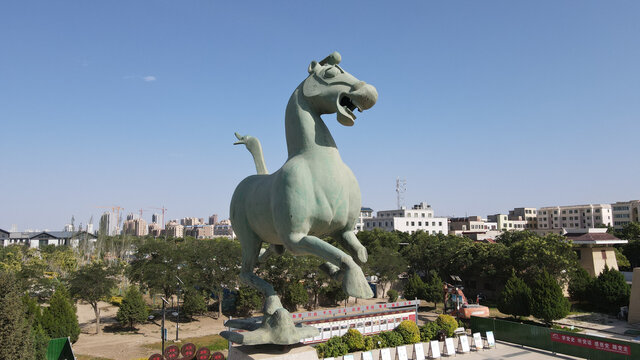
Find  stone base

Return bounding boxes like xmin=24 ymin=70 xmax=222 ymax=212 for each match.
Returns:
xmin=228 ymin=343 xmax=319 ymax=360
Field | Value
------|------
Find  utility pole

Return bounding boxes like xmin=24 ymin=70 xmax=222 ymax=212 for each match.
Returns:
xmin=175 ymin=275 xmax=184 ymax=341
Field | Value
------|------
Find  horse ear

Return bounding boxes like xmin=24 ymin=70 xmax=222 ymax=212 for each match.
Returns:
xmin=308 ymin=61 xmax=319 ymax=74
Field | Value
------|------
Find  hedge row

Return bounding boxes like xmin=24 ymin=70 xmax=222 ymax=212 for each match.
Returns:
xmin=315 ymin=315 xmax=459 ymax=358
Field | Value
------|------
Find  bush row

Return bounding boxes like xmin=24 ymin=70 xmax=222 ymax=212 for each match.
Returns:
xmin=315 ymin=315 xmax=459 ymax=358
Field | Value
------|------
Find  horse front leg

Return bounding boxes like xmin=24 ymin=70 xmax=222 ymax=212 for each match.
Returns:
xmin=286 ymin=233 xmax=373 ymax=299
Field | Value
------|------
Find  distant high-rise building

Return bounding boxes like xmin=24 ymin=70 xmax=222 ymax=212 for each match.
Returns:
xmin=148 ymin=223 xmax=162 ymax=237
xmin=123 ymin=218 xmax=148 ymax=237
xmin=126 ymin=213 xmax=139 ymax=221
xmin=99 ymin=212 xmax=117 ymax=236
xmin=152 ymin=213 xmax=162 ymax=224
xmin=86 ymin=223 xmax=94 ymax=234
xmin=166 ymin=221 xmax=184 ymax=238
xmin=209 ymin=214 xmax=219 ymax=225
xmin=63 ymin=224 xmax=74 ymax=232
xmin=214 ymin=219 xmax=235 ymax=238
xmin=181 ymin=217 xmax=202 ymax=226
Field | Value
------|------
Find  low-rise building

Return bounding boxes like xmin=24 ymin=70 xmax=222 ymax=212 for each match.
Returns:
xmin=508 ymin=207 xmax=538 ymax=229
xmin=487 ymin=214 xmax=526 ymax=231
xmin=564 ymin=228 xmax=627 ymax=276
xmin=1 ymin=229 xmax=96 ymax=248
xmin=185 ymin=224 xmax=215 ymax=239
xmin=148 ymin=222 xmax=162 ymax=237
xmin=537 ymin=204 xmax=613 ymax=231
xmin=363 ymin=202 xmax=448 ymax=235
xmin=355 ymin=207 xmax=373 ymax=233
xmin=611 ymin=200 xmax=640 ymax=230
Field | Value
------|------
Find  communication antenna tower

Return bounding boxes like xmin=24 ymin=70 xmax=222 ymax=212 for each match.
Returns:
xmin=396 ymin=178 xmax=407 ymax=209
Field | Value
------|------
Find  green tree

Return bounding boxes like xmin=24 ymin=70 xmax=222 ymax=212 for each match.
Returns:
xmin=128 ymin=239 xmax=182 ymax=300
xmin=41 ymin=285 xmax=80 ymax=343
xmin=68 ymin=261 xmax=117 ymax=334
xmin=116 ymin=286 xmax=149 ymax=330
xmin=234 ymin=286 xmax=263 ymax=317
xmin=530 ymin=271 xmax=570 ymax=324
xmin=568 ymin=268 xmax=593 ymax=303
xmin=497 ymin=274 xmax=531 ymax=318
xmin=615 ymin=248 xmax=631 ymax=271
xmin=181 ymin=289 xmax=207 ymax=319
xmin=387 ymin=289 xmax=398 ymax=302
xmin=591 ymin=266 xmax=631 ymax=313
xmin=321 ymin=280 xmax=348 ymax=306
xmin=403 ymin=273 xmax=426 ymax=301
xmin=22 ymin=294 xmax=49 ymax=360
xmin=282 ymin=282 xmax=309 ymax=312
xmin=423 ymin=270 xmax=444 ymax=307
xmin=509 ymin=233 xmax=577 ymax=284
xmin=0 ymin=271 xmax=34 ymax=358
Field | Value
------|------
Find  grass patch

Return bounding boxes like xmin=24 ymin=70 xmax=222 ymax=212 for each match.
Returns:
xmin=144 ymin=334 xmax=228 ymax=353
xmin=551 ymin=324 xmax=582 ymax=333
xmin=76 ymin=355 xmax=113 ymax=360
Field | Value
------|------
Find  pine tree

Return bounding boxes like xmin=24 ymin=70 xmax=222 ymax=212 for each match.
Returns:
xmin=116 ymin=286 xmax=148 ymax=330
xmin=403 ymin=273 xmax=426 ymax=301
xmin=568 ymin=267 xmax=593 ymax=303
xmin=423 ymin=270 xmax=444 ymax=307
xmin=530 ymin=270 xmax=570 ymax=324
xmin=592 ymin=266 xmax=631 ymax=313
xmin=22 ymin=294 xmax=50 ymax=360
xmin=41 ymin=285 xmax=81 ymax=342
xmin=497 ymin=274 xmax=531 ymax=318
xmin=0 ymin=271 xmax=34 ymax=358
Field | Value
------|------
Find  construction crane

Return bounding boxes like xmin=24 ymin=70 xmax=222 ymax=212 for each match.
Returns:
xmin=150 ymin=206 xmax=168 ymax=229
xmin=95 ymin=206 xmax=125 ymax=234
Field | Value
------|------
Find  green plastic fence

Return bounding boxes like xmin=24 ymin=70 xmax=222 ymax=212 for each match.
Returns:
xmin=470 ymin=317 xmax=639 ymax=360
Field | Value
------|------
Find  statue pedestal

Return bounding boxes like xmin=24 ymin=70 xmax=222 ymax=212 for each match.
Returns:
xmin=228 ymin=344 xmax=319 ymax=360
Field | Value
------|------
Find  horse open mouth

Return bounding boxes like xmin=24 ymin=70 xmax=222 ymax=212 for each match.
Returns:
xmin=337 ymin=94 xmax=360 ymax=126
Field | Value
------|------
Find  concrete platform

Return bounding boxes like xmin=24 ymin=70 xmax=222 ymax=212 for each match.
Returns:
xmin=229 ymin=343 xmax=319 ymax=360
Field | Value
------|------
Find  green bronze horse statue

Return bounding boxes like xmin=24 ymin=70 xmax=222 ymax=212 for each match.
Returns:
xmin=222 ymin=52 xmax=378 ymax=345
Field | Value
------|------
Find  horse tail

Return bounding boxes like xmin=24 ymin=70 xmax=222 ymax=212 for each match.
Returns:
xmin=234 ymin=132 xmax=269 ymax=175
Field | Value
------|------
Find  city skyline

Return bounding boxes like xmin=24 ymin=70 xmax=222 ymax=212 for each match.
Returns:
xmin=2 ymin=1 xmax=639 ymax=230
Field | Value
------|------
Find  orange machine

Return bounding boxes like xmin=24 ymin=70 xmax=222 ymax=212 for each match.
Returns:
xmin=443 ymin=276 xmax=490 ymax=319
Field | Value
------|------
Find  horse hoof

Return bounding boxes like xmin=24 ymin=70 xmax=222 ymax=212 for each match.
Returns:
xmin=342 ymin=266 xmax=374 ymax=299
xmin=356 ymin=246 xmax=368 ymax=263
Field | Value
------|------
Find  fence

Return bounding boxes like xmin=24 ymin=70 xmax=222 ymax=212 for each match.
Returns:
xmin=470 ymin=316 xmax=639 ymax=360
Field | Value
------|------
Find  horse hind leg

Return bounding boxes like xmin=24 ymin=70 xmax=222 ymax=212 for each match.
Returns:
xmin=237 ymin=231 xmax=282 ymax=314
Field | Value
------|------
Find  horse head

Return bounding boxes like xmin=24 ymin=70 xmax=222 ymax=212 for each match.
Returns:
xmin=302 ymin=51 xmax=378 ymax=126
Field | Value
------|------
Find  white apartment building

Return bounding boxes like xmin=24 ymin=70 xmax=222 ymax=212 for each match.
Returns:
xmin=611 ymin=200 xmax=640 ymax=230
xmin=355 ymin=207 xmax=373 ymax=233
xmin=537 ymin=204 xmax=612 ymax=230
xmin=363 ymin=202 xmax=448 ymax=235
xmin=487 ymin=214 xmax=526 ymax=231
xmin=508 ymin=207 xmax=538 ymax=229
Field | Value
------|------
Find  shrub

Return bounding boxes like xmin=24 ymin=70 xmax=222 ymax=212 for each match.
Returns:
xmin=591 ymin=266 xmax=631 ymax=313
xmin=234 ymin=286 xmax=263 ymax=317
xmin=394 ymin=320 xmax=420 ymax=344
xmin=568 ymin=268 xmax=594 ymax=303
xmin=530 ymin=270 xmax=570 ymax=324
xmin=387 ymin=289 xmax=398 ymax=302
xmin=363 ymin=336 xmax=375 ymax=350
xmin=321 ymin=336 xmax=349 ymax=357
xmin=419 ymin=322 xmax=438 ymax=341
xmin=109 ymin=296 xmax=123 ymax=306
xmin=381 ymin=330 xmax=403 ymax=347
xmin=342 ymin=329 xmax=365 ymax=352
xmin=369 ymin=334 xmax=386 ymax=348
xmin=497 ymin=274 xmax=531 ymax=318
xmin=435 ymin=314 xmax=458 ymax=337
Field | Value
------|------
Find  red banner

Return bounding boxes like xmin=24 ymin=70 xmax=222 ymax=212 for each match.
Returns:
xmin=550 ymin=332 xmax=631 ymax=355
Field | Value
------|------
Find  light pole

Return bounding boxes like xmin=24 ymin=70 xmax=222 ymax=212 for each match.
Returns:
xmin=161 ymin=297 xmax=169 ymax=354
xmin=175 ymin=275 xmax=184 ymax=341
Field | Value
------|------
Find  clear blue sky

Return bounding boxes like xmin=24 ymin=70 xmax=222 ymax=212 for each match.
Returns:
xmin=1 ymin=1 xmax=639 ymax=231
